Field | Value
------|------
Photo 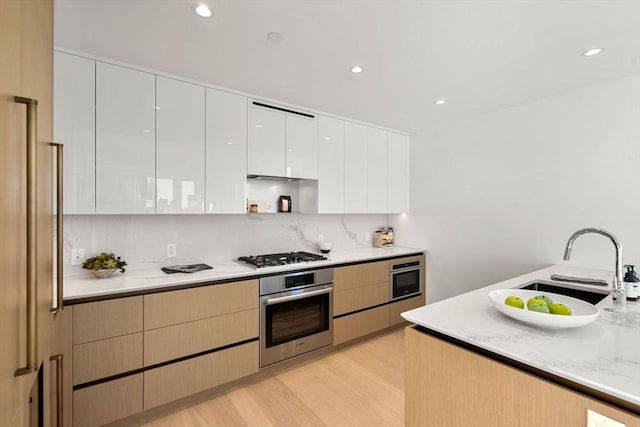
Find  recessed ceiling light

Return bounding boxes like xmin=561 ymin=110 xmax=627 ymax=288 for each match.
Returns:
xmin=434 ymin=99 xmax=446 ymax=105
xmin=267 ymin=32 xmax=283 ymax=43
xmin=350 ymin=65 xmax=364 ymax=74
xmin=324 ymin=137 xmax=331 ymax=141
xmin=193 ymin=4 xmax=213 ymax=18
xmin=255 ymin=124 xmax=263 ymax=128
xmin=582 ymin=48 xmax=603 ymax=57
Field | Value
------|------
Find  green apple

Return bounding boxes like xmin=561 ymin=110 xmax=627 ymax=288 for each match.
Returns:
xmin=527 ymin=297 xmax=548 ymax=308
xmin=504 ymin=296 xmax=525 ymax=309
xmin=548 ymin=303 xmax=572 ymax=316
xmin=528 ymin=303 xmax=550 ymax=314
xmin=536 ymin=295 xmax=553 ymax=305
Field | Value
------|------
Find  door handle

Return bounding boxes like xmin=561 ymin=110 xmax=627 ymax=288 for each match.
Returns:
xmin=50 ymin=143 xmax=64 ymax=314
xmin=263 ymin=287 xmax=332 ymax=306
xmin=14 ymin=96 xmax=38 ymax=377
xmin=49 ymin=354 xmax=64 ymax=427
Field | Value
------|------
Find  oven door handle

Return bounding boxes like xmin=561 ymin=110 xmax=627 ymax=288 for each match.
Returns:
xmin=263 ymin=287 xmax=332 ymax=306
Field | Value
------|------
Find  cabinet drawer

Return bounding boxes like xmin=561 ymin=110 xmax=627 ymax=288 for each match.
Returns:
xmin=388 ymin=294 xmax=425 ymax=327
xmin=72 ymin=296 xmax=143 ymax=344
xmin=144 ymin=279 xmax=258 ymax=329
xmin=144 ymin=341 xmax=259 ymax=409
xmin=73 ymin=374 xmax=143 ymax=427
xmin=73 ymin=332 xmax=143 ymax=385
xmin=144 ymin=309 xmax=258 ymax=366
xmin=333 ymin=305 xmax=390 ymax=346
xmin=334 ymin=282 xmax=388 ymax=316
xmin=334 ymin=261 xmax=388 ymax=292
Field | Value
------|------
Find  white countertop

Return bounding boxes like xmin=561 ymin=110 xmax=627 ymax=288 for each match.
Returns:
xmin=64 ymin=246 xmax=424 ymax=302
xmin=402 ymin=265 xmax=640 ymax=410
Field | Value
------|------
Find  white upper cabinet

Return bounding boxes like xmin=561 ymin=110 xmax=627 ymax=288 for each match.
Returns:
xmin=344 ymin=122 xmax=368 ymax=213
xmin=285 ymin=114 xmax=318 ymax=179
xmin=54 ymin=51 xmax=96 ymax=214
xmin=96 ymin=62 xmax=156 ymax=213
xmin=247 ymin=104 xmax=285 ymax=177
xmin=317 ymin=116 xmax=345 ymax=213
xmin=206 ymin=89 xmax=247 ymax=214
xmin=366 ymin=127 xmax=388 ymax=214
xmin=156 ymin=76 xmax=205 ymax=213
xmin=247 ymin=101 xmax=318 ymax=179
xmin=387 ymin=132 xmax=410 ymax=213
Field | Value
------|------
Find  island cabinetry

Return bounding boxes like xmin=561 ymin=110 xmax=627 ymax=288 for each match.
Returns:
xmin=406 ymin=327 xmax=640 ymax=427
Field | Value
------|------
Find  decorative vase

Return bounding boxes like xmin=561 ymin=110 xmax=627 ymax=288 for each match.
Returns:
xmin=89 ymin=268 xmax=116 ymax=278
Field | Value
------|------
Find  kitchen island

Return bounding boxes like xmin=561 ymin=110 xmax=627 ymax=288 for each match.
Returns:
xmin=402 ymin=265 xmax=640 ymax=426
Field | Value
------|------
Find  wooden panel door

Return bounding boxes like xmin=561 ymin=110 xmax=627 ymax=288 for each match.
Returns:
xmin=0 ymin=0 xmax=54 ymax=425
xmin=405 ymin=328 xmax=640 ymax=427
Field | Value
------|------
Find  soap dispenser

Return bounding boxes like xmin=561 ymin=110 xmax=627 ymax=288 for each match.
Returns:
xmin=623 ymin=265 xmax=639 ymax=301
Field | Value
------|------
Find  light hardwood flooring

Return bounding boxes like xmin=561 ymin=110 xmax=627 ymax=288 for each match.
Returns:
xmin=113 ymin=328 xmax=405 ymax=427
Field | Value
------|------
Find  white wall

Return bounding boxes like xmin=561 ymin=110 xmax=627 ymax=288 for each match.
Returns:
xmin=63 ymin=214 xmax=387 ymax=276
xmin=393 ymin=74 xmax=640 ymax=303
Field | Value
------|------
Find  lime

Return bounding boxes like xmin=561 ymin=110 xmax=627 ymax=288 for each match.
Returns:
xmin=504 ymin=296 xmax=525 ymax=309
xmin=548 ymin=303 xmax=572 ymax=316
xmin=528 ymin=303 xmax=550 ymax=314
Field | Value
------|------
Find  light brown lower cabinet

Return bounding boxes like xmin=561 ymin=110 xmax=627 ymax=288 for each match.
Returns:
xmin=388 ymin=295 xmax=425 ymax=326
xmin=73 ymin=374 xmax=143 ymax=427
xmin=405 ymin=327 xmax=640 ymax=427
xmin=144 ymin=341 xmax=259 ymax=409
xmin=334 ymin=305 xmax=390 ymax=345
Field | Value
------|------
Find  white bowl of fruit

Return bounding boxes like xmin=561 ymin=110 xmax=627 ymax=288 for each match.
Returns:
xmin=488 ymin=289 xmax=600 ymax=329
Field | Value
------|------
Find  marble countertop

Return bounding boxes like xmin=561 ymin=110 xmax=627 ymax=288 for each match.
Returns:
xmin=402 ymin=265 xmax=640 ymax=410
xmin=64 ymin=246 xmax=424 ymax=303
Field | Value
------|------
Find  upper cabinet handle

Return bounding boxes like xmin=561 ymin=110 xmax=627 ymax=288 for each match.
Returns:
xmin=14 ymin=96 xmax=38 ymax=376
xmin=50 ymin=143 xmax=64 ymax=314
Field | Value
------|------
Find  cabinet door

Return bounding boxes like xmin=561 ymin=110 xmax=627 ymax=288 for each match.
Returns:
xmin=247 ymin=104 xmax=285 ymax=177
xmin=285 ymin=114 xmax=318 ymax=179
xmin=206 ymin=89 xmax=247 ymax=213
xmin=317 ymin=116 xmax=345 ymax=213
xmin=156 ymin=76 xmax=205 ymax=213
xmin=96 ymin=62 xmax=155 ymax=213
xmin=387 ymin=132 xmax=410 ymax=213
xmin=344 ymin=122 xmax=367 ymax=213
xmin=53 ymin=51 xmax=95 ymax=214
xmin=366 ymin=127 xmax=388 ymax=213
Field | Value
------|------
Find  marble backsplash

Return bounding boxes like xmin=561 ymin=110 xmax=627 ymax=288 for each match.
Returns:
xmin=63 ymin=213 xmax=389 ymax=276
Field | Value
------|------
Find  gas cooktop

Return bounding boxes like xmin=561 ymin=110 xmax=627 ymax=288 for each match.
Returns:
xmin=237 ymin=251 xmax=328 ymax=269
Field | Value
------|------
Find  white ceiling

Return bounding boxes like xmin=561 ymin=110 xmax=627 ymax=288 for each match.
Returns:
xmin=54 ymin=0 xmax=640 ymax=133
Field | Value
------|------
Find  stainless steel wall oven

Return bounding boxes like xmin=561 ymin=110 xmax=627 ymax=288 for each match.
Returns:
xmin=259 ymin=268 xmax=333 ymax=367
xmin=390 ymin=257 xmax=423 ymax=301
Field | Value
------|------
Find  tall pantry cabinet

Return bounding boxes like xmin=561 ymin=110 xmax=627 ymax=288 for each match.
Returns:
xmin=1 ymin=0 xmax=60 ymax=425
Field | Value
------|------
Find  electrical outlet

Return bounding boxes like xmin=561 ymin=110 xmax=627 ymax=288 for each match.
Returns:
xmin=71 ymin=248 xmax=84 ymax=266
xmin=318 ymin=234 xmax=324 ymax=243
xmin=364 ymin=232 xmax=371 ymax=243
xmin=587 ymin=410 xmax=625 ymax=427
xmin=167 ymin=243 xmax=177 ymax=258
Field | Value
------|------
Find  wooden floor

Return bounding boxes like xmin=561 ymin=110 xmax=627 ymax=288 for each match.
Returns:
xmin=114 ymin=328 xmax=405 ymax=427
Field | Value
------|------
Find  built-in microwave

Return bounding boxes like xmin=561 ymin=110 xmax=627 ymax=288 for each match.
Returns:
xmin=390 ymin=257 xmax=423 ymax=301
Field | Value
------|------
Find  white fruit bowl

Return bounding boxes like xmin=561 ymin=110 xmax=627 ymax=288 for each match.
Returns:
xmin=488 ymin=289 xmax=600 ymax=329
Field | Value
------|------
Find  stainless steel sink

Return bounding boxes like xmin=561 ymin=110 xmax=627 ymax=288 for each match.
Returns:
xmin=517 ymin=281 xmax=609 ymax=305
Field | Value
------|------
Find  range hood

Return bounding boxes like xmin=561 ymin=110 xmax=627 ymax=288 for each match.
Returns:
xmin=247 ymin=174 xmax=303 ymax=182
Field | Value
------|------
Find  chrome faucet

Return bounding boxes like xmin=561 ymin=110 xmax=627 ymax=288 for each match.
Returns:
xmin=563 ymin=227 xmax=625 ymax=303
